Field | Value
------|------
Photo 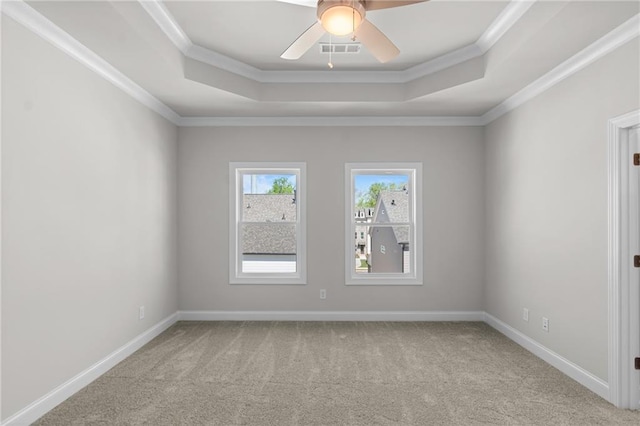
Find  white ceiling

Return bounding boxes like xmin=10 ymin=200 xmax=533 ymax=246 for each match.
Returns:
xmin=18 ymin=1 xmax=640 ymax=119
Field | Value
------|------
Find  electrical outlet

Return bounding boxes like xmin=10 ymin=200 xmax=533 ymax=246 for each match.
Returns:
xmin=523 ymin=308 xmax=529 ymax=322
xmin=139 ymin=306 xmax=145 ymax=320
xmin=542 ymin=317 xmax=549 ymax=332
xmin=320 ymin=289 xmax=327 ymax=300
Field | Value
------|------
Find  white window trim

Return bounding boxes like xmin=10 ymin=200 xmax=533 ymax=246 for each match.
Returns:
xmin=345 ymin=162 xmax=423 ymax=285
xmin=229 ymin=162 xmax=307 ymax=285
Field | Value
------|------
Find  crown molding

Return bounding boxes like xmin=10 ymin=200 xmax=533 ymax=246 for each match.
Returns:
xmin=276 ymin=0 xmax=316 ymax=8
xmin=139 ymin=0 xmax=264 ymax=81
xmin=480 ymin=13 xmax=640 ymax=125
xmin=402 ymin=43 xmax=483 ymax=82
xmin=137 ymin=0 xmax=191 ymax=53
xmin=140 ymin=0 xmax=532 ymax=85
xmin=177 ymin=115 xmax=483 ymax=127
xmin=476 ymin=0 xmax=535 ymax=53
xmin=1 ymin=0 xmax=182 ymax=126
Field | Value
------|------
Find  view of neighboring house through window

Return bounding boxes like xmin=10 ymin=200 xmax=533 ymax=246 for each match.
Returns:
xmin=346 ymin=163 xmax=423 ymax=285
xmin=229 ymin=163 xmax=306 ymax=284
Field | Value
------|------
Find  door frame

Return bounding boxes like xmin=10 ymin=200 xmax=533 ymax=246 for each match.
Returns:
xmin=608 ymin=109 xmax=640 ymax=409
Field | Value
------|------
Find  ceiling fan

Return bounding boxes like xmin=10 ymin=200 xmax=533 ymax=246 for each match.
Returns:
xmin=279 ymin=0 xmax=427 ymax=63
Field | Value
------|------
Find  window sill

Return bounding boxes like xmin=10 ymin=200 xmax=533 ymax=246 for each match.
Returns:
xmin=230 ymin=277 xmax=307 ymax=285
xmin=345 ymin=277 xmax=423 ymax=286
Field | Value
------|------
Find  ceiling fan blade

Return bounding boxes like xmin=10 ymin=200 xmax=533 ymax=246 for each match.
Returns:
xmin=365 ymin=0 xmax=427 ymax=11
xmin=281 ymin=21 xmax=325 ymax=60
xmin=354 ymin=19 xmax=399 ymax=63
xmin=276 ymin=0 xmax=317 ymax=8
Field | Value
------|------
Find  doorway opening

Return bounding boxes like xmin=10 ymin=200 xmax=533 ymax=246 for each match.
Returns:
xmin=608 ymin=110 xmax=640 ymax=409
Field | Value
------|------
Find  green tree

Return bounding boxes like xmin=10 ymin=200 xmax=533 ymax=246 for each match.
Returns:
xmin=268 ymin=177 xmax=295 ymax=194
xmin=356 ymin=182 xmax=400 ymax=208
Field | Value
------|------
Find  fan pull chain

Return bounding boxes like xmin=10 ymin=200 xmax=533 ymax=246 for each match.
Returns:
xmin=328 ymin=34 xmax=334 ymax=69
xmin=352 ymin=0 xmax=356 ymax=41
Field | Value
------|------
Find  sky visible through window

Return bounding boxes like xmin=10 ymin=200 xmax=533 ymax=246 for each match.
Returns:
xmin=242 ymin=173 xmax=407 ymax=198
xmin=354 ymin=174 xmax=408 ymax=204
xmin=243 ymin=174 xmax=296 ymax=194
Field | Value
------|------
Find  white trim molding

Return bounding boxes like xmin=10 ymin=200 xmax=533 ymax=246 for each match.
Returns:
xmin=1 ymin=313 xmax=178 ymax=426
xmin=178 ymin=310 xmax=485 ymax=322
xmin=608 ymin=109 xmax=640 ymax=409
xmin=481 ymin=13 xmax=640 ymax=125
xmin=476 ymin=0 xmax=535 ymax=53
xmin=484 ymin=313 xmax=610 ymax=401
xmin=0 ymin=3 xmax=4 ymax=420
xmin=177 ymin=116 xmax=483 ymax=127
xmin=138 ymin=0 xmax=191 ymax=53
xmin=1 ymin=0 xmax=182 ymax=125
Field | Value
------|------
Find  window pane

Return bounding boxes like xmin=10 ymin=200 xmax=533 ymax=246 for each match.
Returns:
xmin=353 ymin=225 xmax=410 ymax=275
xmin=352 ymin=174 xmax=411 ymax=275
xmin=243 ymin=174 xmax=297 ymax=194
xmin=241 ymin=223 xmax=297 ymax=273
xmin=242 ymin=194 xmax=297 ymax=222
xmin=242 ymin=174 xmax=297 ymax=222
xmin=241 ymin=173 xmax=297 ymax=273
xmin=353 ymin=174 xmax=409 ymax=214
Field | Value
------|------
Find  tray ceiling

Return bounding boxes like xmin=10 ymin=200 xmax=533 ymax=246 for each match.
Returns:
xmin=12 ymin=1 xmax=640 ymax=120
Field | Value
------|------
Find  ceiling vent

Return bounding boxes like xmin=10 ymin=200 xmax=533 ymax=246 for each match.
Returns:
xmin=319 ymin=43 xmax=361 ymax=54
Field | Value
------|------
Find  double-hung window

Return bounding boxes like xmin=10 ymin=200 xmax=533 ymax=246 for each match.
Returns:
xmin=229 ymin=162 xmax=306 ymax=284
xmin=346 ymin=163 xmax=422 ymax=285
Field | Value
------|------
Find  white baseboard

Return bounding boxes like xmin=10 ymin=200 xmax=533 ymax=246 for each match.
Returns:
xmin=484 ymin=312 xmax=609 ymax=401
xmin=177 ymin=310 xmax=485 ymax=322
xmin=2 ymin=313 xmax=179 ymax=426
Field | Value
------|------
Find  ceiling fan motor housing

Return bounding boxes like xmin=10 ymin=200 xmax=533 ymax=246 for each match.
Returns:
xmin=317 ymin=0 xmax=367 ymax=36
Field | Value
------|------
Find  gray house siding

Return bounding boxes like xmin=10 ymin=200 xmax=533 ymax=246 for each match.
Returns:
xmin=369 ymin=226 xmax=404 ymax=273
xmin=369 ymin=190 xmax=410 ymax=274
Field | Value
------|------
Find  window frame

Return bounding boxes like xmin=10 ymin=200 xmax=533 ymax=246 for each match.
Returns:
xmin=345 ymin=162 xmax=423 ymax=285
xmin=229 ymin=162 xmax=306 ymax=285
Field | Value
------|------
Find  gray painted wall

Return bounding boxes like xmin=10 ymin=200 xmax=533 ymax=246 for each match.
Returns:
xmin=484 ymin=38 xmax=640 ymax=382
xmin=178 ymin=126 xmax=485 ymax=312
xmin=1 ymin=17 xmax=178 ymax=420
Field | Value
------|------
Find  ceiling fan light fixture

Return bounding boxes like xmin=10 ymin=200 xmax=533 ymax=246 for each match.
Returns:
xmin=320 ymin=5 xmax=362 ymax=36
xmin=282 ymin=0 xmax=411 ymax=62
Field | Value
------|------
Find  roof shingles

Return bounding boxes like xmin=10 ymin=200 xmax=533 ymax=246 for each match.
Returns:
xmin=242 ymin=194 xmax=297 ymax=254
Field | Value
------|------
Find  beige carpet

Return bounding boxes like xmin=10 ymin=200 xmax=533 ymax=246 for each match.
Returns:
xmin=36 ymin=321 xmax=640 ymax=425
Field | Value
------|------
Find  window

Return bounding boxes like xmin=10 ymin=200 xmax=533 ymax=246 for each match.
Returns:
xmin=229 ymin=163 xmax=306 ymax=284
xmin=345 ymin=163 xmax=422 ymax=285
